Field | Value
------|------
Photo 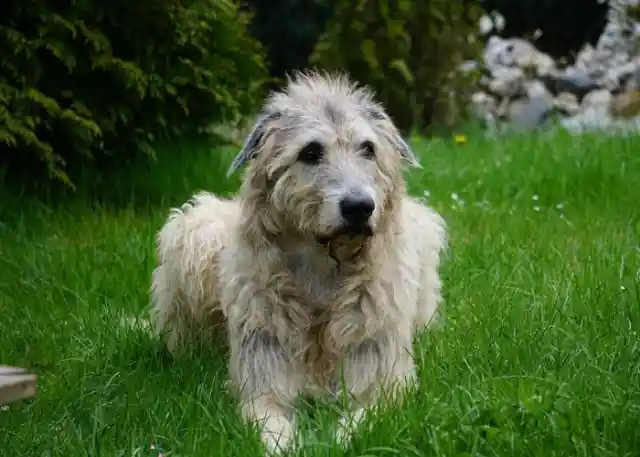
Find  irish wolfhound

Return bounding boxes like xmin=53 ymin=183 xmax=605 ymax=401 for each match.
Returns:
xmin=150 ymin=71 xmax=447 ymax=453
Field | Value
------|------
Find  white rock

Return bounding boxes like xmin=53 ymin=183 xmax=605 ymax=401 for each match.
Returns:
xmin=471 ymin=91 xmax=499 ymax=131
xmin=467 ymin=0 xmax=640 ymax=135
xmin=602 ymin=56 xmax=640 ymax=89
xmin=488 ymin=67 xmax=526 ymax=97
xmin=561 ymin=89 xmax=614 ymax=132
xmin=582 ymin=89 xmax=613 ymax=110
xmin=554 ymin=92 xmax=581 ymax=115
xmin=492 ymin=11 xmax=506 ymax=32
xmin=483 ymin=36 xmax=556 ymax=77
xmin=574 ymin=44 xmax=596 ymax=72
xmin=525 ymin=79 xmax=554 ymax=103
xmin=479 ymin=15 xmax=495 ymax=36
xmin=506 ymin=95 xmax=554 ymax=130
xmin=471 ymin=91 xmax=497 ymax=114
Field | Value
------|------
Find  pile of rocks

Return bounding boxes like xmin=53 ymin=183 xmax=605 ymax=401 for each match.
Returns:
xmin=468 ymin=0 xmax=640 ymax=134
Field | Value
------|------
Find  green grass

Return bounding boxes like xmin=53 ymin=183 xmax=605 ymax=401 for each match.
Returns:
xmin=1 ymin=130 xmax=639 ymax=457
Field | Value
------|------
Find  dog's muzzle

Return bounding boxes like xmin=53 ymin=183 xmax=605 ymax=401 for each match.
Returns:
xmin=316 ymin=193 xmax=375 ymax=263
xmin=316 ymin=225 xmax=372 ymax=264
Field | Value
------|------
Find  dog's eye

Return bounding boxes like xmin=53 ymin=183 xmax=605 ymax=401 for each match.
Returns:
xmin=361 ymin=141 xmax=376 ymax=160
xmin=297 ymin=141 xmax=324 ymax=165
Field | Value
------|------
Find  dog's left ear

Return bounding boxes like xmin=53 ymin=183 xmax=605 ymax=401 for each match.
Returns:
xmin=226 ymin=111 xmax=282 ymax=177
xmin=367 ymin=105 xmax=421 ymax=168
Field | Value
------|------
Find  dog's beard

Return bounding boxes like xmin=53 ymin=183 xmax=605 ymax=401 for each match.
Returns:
xmin=316 ymin=224 xmax=373 ymax=262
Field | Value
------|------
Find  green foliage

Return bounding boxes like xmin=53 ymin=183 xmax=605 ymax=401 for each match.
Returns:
xmin=0 ymin=0 xmax=268 ymax=188
xmin=310 ymin=0 xmax=484 ymax=132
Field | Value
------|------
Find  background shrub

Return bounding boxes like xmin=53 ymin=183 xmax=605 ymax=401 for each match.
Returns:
xmin=244 ymin=0 xmax=611 ymax=133
xmin=310 ymin=0 xmax=484 ymax=133
xmin=1 ymin=0 xmax=613 ymax=192
xmin=243 ymin=0 xmax=333 ymax=84
xmin=0 ymin=0 xmax=268 ymax=189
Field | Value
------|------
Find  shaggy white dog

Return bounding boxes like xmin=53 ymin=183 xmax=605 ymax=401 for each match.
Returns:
xmin=150 ymin=71 xmax=447 ymax=454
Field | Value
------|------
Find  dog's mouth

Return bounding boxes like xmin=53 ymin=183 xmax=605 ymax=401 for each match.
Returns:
xmin=316 ymin=224 xmax=373 ymax=263
xmin=315 ymin=224 xmax=373 ymax=245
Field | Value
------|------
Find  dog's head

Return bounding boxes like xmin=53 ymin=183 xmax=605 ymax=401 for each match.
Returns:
xmin=229 ymin=71 xmax=420 ymax=246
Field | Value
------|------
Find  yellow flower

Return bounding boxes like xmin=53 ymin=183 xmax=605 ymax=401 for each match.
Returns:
xmin=454 ymin=134 xmax=467 ymax=145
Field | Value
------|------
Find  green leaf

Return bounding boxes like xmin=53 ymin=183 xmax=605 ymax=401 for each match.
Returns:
xmin=390 ymin=59 xmax=414 ymax=84
xmin=361 ymin=39 xmax=379 ymax=70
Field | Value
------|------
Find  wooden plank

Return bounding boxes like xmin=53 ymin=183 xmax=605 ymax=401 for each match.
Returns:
xmin=0 ymin=366 xmax=37 ymax=406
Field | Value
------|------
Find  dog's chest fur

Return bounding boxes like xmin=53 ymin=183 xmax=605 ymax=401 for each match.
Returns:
xmin=282 ymin=242 xmax=373 ymax=388
xmin=283 ymin=245 xmax=342 ymax=306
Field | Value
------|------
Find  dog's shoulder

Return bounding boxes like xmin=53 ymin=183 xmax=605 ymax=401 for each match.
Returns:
xmin=158 ymin=191 xmax=242 ymax=260
xmin=396 ymin=196 xmax=447 ymax=255
xmin=176 ymin=191 xmax=238 ymax=215
xmin=164 ymin=192 xmax=240 ymax=228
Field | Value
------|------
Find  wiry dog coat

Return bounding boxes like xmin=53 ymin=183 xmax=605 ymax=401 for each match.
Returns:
xmin=151 ymin=71 xmax=447 ymax=453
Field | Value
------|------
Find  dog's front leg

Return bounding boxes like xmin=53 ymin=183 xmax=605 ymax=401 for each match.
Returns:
xmin=333 ymin=331 xmax=417 ymax=446
xmin=230 ymin=328 xmax=302 ymax=455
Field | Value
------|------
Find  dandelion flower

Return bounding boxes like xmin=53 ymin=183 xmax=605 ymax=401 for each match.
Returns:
xmin=454 ymin=134 xmax=467 ymax=145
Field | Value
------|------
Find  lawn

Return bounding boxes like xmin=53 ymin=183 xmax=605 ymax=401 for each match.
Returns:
xmin=0 ymin=131 xmax=639 ymax=457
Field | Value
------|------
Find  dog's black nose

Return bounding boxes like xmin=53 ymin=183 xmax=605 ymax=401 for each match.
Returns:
xmin=340 ymin=195 xmax=375 ymax=225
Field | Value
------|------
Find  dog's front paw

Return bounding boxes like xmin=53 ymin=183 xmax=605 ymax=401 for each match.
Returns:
xmin=261 ymin=414 xmax=296 ymax=455
xmin=335 ymin=408 xmax=367 ymax=448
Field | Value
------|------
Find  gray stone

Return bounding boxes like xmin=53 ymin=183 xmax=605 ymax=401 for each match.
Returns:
xmin=554 ymin=92 xmax=581 ymax=115
xmin=525 ymin=79 xmax=554 ymax=103
xmin=560 ymin=89 xmax=614 ymax=132
xmin=625 ymin=64 xmax=640 ymax=90
xmin=506 ymin=95 xmax=554 ymax=130
xmin=581 ymin=89 xmax=613 ymax=111
xmin=478 ymin=11 xmax=505 ymax=36
xmin=470 ymin=91 xmax=498 ymax=130
xmin=554 ymin=68 xmax=600 ymax=97
xmin=488 ymin=67 xmax=526 ymax=97
xmin=465 ymin=0 xmax=640 ymax=135
xmin=483 ymin=36 xmax=555 ymax=77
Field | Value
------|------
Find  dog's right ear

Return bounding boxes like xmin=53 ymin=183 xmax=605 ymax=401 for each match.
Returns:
xmin=226 ymin=111 xmax=282 ymax=178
